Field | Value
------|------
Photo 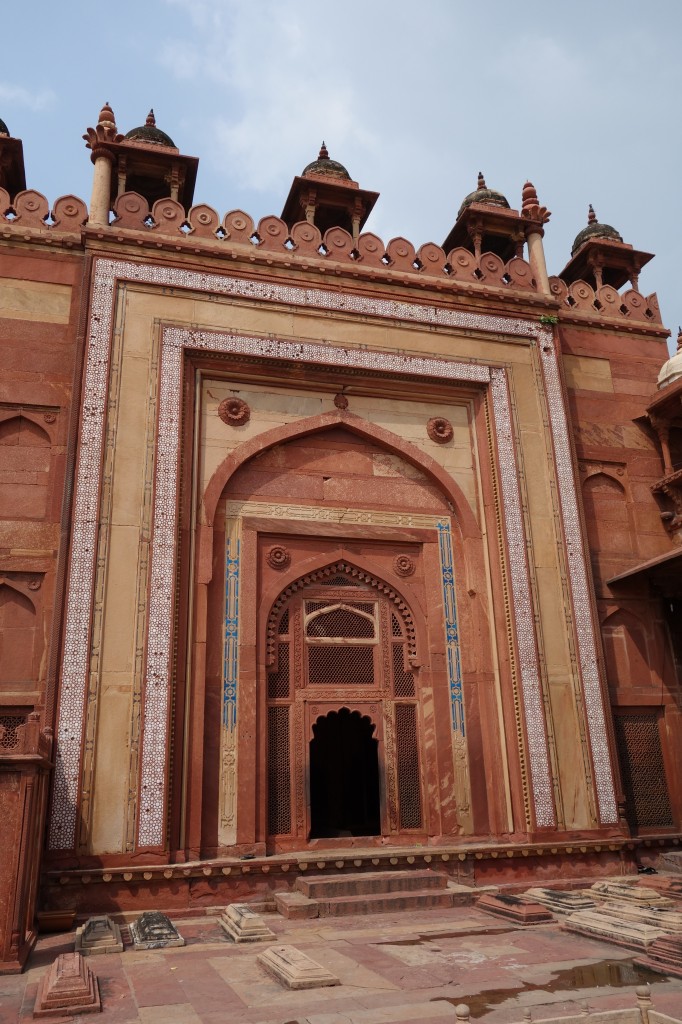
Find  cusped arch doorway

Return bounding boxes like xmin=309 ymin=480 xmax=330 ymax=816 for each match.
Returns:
xmin=309 ymin=708 xmax=380 ymax=839
xmin=264 ymin=563 xmax=426 ymax=851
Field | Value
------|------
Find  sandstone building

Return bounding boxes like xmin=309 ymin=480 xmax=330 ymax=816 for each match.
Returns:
xmin=1 ymin=104 xmax=680 ymax=972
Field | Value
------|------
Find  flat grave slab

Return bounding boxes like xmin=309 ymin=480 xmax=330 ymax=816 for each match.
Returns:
xmin=523 ymin=888 xmax=595 ymax=915
xmin=635 ymin=934 xmax=682 ymax=978
xmin=563 ymin=908 xmax=665 ymax=951
xmin=220 ymin=903 xmax=276 ymax=943
xmin=590 ymin=881 xmax=674 ymax=908
xmin=75 ymin=914 xmax=124 ymax=956
xmin=33 ymin=951 xmax=101 ymax=1018
xmin=129 ymin=911 xmax=184 ymax=950
xmin=476 ymin=893 xmax=554 ymax=925
xmin=257 ymin=944 xmax=340 ymax=990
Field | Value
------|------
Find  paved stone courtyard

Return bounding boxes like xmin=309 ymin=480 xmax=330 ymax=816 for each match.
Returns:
xmin=2 ymin=902 xmax=682 ymax=1024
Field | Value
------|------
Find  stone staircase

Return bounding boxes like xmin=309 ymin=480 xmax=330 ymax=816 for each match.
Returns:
xmin=274 ymin=869 xmax=475 ymax=919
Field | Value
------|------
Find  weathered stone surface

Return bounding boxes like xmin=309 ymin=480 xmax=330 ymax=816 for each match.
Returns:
xmin=257 ymin=944 xmax=339 ymax=990
xmin=635 ymin=935 xmax=682 ymax=978
xmin=476 ymin=893 xmax=554 ymax=924
xmin=33 ymin=951 xmax=101 ymax=1018
xmin=129 ymin=911 xmax=184 ymax=950
xmin=524 ymin=887 xmax=595 ymax=914
xmin=638 ymin=877 xmax=682 ymax=902
xmin=75 ymin=915 xmax=123 ymax=955
xmin=590 ymin=881 xmax=674 ymax=908
xmin=598 ymin=900 xmax=682 ymax=934
xmin=563 ymin=909 xmax=665 ymax=950
xmin=220 ymin=903 xmax=275 ymax=943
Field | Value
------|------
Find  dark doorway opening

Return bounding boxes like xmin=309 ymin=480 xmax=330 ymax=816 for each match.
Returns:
xmin=309 ymin=708 xmax=381 ymax=839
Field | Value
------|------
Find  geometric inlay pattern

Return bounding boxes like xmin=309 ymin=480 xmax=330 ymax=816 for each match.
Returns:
xmin=48 ymin=256 xmax=617 ymax=850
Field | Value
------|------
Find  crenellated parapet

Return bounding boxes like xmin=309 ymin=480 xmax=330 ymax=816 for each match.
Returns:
xmin=0 ymin=187 xmax=87 ymax=234
xmin=549 ymin=275 xmax=662 ymax=325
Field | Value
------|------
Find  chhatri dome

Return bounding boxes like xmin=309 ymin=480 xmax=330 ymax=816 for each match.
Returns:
xmin=124 ymin=109 xmax=175 ymax=148
xmin=302 ymin=142 xmax=352 ymax=181
xmin=658 ymin=327 xmax=682 ymax=389
xmin=457 ymin=172 xmax=510 ymax=219
xmin=0 ymin=116 xmax=9 ymax=136
xmin=571 ymin=204 xmax=623 ymax=256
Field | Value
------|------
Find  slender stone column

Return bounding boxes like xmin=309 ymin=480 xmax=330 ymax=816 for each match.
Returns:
xmin=82 ymin=102 xmax=121 ymax=228
xmin=521 ymin=181 xmax=552 ymax=297
xmin=88 ymin=152 xmax=114 ymax=227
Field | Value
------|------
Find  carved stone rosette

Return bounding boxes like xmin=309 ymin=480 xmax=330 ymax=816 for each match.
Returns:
xmin=393 ymin=554 xmax=416 ymax=577
xmin=218 ymin=397 xmax=250 ymax=426
xmin=266 ymin=545 xmax=291 ymax=571
xmin=426 ymin=417 xmax=454 ymax=444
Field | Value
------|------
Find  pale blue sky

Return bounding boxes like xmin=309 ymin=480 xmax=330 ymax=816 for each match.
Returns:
xmin=2 ymin=0 xmax=679 ymax=349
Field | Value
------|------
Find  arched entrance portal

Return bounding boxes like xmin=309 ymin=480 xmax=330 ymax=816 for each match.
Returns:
xmin=265 ymin=563 xmax=425 ymax=850
xmin=309 ymin=708 xmax=380 ymax=839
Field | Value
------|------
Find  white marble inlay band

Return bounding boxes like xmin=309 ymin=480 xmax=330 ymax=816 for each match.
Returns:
xmin=537 ymin=329 xmax=618 ymax=823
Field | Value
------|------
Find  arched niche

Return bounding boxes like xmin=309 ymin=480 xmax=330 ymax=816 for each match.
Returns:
xmin=0 ymin=581 xmax=38 ymax=692
xmin=582 ymin=471 xmax=633 ymax=556
xmin=601 ymin=607 xmax=653 ymax=695
xmin=0 ymin=415 xmax=51 ymax=521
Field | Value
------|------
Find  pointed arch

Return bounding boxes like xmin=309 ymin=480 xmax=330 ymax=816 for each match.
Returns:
xmin=0 ymin=414 xmax=50 ymax=446
xmin=202 ymin=409 xmax=480 ymax=540
xmin=0 ymin=581 xmax=38 ymax=689
xmin=601 ymin=606 xmax=652 ymax=691
xmin=259 ymin=552 xmax=427 ymax=663
xmin=0 ymin=577 xmax=37 ymax=613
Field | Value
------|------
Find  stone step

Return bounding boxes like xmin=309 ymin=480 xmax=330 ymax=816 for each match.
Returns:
xmin=276 ymin=884 xmax=460 ymax=919
xmin=316 ymin=887 xmax=457 ymax=917
xmin=295 ymin=869 xmax=448 ymax=899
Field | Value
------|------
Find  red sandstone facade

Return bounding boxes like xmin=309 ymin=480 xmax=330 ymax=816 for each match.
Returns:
xmin=0 ymin=105 xmax=680 ymax=973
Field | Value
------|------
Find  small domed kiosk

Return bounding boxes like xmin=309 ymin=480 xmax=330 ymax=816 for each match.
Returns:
xmin=280 ymin=142 xmax=379 ymax=242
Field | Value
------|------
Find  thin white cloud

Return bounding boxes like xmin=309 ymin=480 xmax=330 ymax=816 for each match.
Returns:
xmin=0 ymin=82 xmax=55 ymax=112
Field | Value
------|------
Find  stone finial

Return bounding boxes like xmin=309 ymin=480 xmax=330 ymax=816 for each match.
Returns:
xmin=521 ymin=180 xmax=551 ymax=226
xmin=588 ymin=203 xmax=597 ymax=224
xmin=318 ymin=140 xmax=329 ymax=160
xmin=477 ymin=171 xmax=486 ymax=189
xmin=522 ymin=180 xmax=539 ymax=212
xmin=146 ymin=109 xmax=156 ymax=126
xmin=84 ymin=101 xmax=123 ymax=153
xmin=97 ymin=102 xmax=116 ymax=131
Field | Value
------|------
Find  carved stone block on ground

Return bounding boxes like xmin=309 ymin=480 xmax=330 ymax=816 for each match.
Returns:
xmin=598 ymin=900 xmax=682 ymax=934
xmin=33 ymin=951 xmax=101 ymax=1018
xmin=563 ymin=908 xmax=665 ymax=950
xmin=75 ymin=915 xmax=123 ymax=956
xmin=635 ymin=935 xmax=682 ymax=978
xmin=476 ymin=893 xmax=554 ymax=925
xmin=524 ymin=887 xmax=595 ymax=914
xmin=257 ymin=944 xmax=340 ymax=990
xmin=590 ymin=881 xmax=674 ymax=908
xmin=220 ymin=903 xmax=275 ymax=943
xmin=129 ymin=911 xmax=184 ymax=950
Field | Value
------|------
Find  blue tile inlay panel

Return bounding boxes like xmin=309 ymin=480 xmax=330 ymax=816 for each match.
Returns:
xmin=437 ymin=519 xmax=464 ymax=735
xmin=223 ymin=534 xmax=240 ymax=730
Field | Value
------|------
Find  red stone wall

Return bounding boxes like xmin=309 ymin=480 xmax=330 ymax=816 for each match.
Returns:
xmin=559 ymin=318 xmax=682 ymax=831
xmin=0 ymin=245 xmax=84 ymax=969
